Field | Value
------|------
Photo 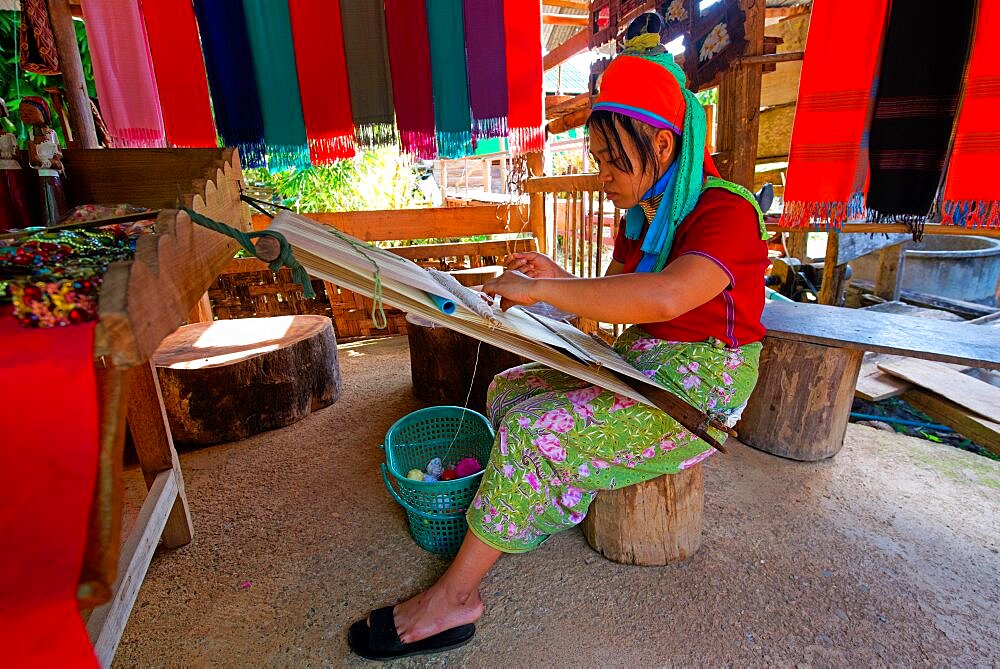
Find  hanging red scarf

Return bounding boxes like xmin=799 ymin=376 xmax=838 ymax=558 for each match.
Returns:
xmin=384 ymin=0 xmax=437 ymax=160
xmin=780 ymin=0 xmax=889 ymax=228
xmin=503 ymin=0 xmax=545 ymax=156
xmin=942 ymin=0 xmax=1000 ymax=228
xmin=141 ymin=0 xmax=217 ymax=148
xmin=287 ymin=0 xmax=357 ymax=162
xmin=0 ymin=311 xmax=99 ymax=666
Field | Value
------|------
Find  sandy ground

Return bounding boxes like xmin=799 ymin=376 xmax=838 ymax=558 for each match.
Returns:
xmin=114 ymin=335 xmax=1000 ymax=667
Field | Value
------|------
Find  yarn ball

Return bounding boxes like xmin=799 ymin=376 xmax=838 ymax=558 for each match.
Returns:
xmin=423 ymin=474 xmax=438 ymax=483
xmin=455 ymin=457 xmax=482 ymax=478
xmin=426 ymin=457 xmax=444 ymax=477
xmin=439 ymin=469 xmax=457 ymax=481
xmin=406 ymin=468 xmax=425 ymax=481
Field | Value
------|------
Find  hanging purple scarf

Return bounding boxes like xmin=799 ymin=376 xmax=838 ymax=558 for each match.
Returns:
xmin=462 ymin=0 xmax=509 ymax=139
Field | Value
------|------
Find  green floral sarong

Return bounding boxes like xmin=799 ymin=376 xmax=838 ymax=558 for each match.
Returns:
xmin=466 ymin=326 xmax=761 ymax=553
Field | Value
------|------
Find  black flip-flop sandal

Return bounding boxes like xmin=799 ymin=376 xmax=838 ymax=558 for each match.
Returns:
xmin=347 ymin=606 xmax=476 ymax=661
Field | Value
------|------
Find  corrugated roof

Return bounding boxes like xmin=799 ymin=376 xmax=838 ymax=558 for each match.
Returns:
xmin=543 ymin=59 xmax=589 ymax=95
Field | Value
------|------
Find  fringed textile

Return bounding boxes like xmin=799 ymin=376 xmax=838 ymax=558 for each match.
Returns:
xmin=340 ymin=0 xmax=398 ymax=149
xmin=942 ymin=0 xmax=1000 ymax=228
xmin=426 ymin=0 xmax=473 ymax=159
xmin=18 ymin=0 xmax=59 ymax=76
xmin=462 ymin=0 xmax=509 ymax=140
xmin=193 ymin=0 xmax=266 ymax=168
xmin=780 ymin=0 xmax=889 ymax=229
xmin=503 ymin=0 xmax=545 ymax=156
xmin=288 ymin=0 xmax=357 ymax=163
xmin=384 ymin=0 xmax=437 ymax=160
xmin=866 ymin=0 xmax=975 ymax=222
xmin=140 ymin=0 xmax=217 ymax=148
xmin=241 ymin=0 xmax=311 ymax=172
xmin=80 ymin=0 xmax=166 ymax=148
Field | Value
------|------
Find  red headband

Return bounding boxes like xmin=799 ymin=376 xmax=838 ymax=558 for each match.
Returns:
xmin=591 ymin=55 xmax=686 ymax=134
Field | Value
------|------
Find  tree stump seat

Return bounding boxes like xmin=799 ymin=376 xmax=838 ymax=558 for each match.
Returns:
xmin=581 ymin=463 xmax=704 ymax=566
xmin=152 ymin=315 xmax=341 ymax=445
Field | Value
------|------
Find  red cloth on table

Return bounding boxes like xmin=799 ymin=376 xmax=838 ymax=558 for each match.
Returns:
xmin=613 ymin=188 xmax=768 ymax=348
xmin=0 ymin=308 xmax=99 ymax=667
xmin=779 ymin=0 xmax=889 ymax=229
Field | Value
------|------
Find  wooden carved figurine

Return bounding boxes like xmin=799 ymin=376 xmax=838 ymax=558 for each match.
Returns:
xmin=18 ymin=95 xmax=66 ymax=227
xmin=0 ymin=98 xmax=31 ymax=232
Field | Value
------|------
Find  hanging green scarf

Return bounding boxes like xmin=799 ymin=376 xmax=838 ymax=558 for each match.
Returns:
xmin=241 ymin=0 xmax=311 ymax=172
xmin=425 ymin=0 xmax=473 ymax=158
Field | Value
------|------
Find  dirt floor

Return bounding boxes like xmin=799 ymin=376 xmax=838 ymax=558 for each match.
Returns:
xmin=114 ymin=335 xmax=1000 ymax=667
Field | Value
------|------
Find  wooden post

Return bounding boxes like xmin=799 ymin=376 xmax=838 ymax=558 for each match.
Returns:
xmin=716 ymin=0 xmax=764 ymax=187
xmin=581 ymin=466 xmax=705 ymax=566
xmin=783 ymin=231 xmax=809 ymax=262
xmin=187 ymin=292 xmax=214 ymax=324
xmin=47 ymin=0 xmax=99 ymax=149
xmin=818 ymin=232 xmax=848 ymax=306
xmin=738 ymin=337 xmax=864 ymax=461
xmin=527 ymin=152 xmax=549 ymax=256
xmin=873 ymin=244 xmax=906 ymax=301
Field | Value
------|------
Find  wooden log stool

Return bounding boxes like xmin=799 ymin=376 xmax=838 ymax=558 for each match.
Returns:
xmin=581 ymin=464 xmax=704 ymax=566
xmin=153 ymin=315 xmax=341 ymax=445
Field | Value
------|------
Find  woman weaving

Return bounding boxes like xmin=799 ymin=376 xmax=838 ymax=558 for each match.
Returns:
xmin=348 ymin=15 xmax=768 ymax=661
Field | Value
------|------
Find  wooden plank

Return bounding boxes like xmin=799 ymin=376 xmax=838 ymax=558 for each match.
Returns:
xmin=543 ymin=0 xmax=588 ymax=9
xmin=543 ymin=12 xmax=587 ymax=25
xmin=387 ymin=238 xmax=537 ymax=261
xmin=856 ymin=354 xmax=912 ymax=402
xmin=543 ymin=29 xmax=589 ymax=71
xmin=252 ymin=205 xmax=521 ymax=242
xmin=548 ymin=107 xmax=590 ymax=135
xmin=739 ymin=51 xmax=804 ymax=66
xmin=86 ymin=469 xmax=178 ymax=668
xmin=716 ymin=0 xmax=764 ymax=187
xmin=873 ymin=244 xmax=905 ymax=301
xmin=545 ymin=92 xmax=591 ymax=120
xmin=525 ymin=173 xmax=601 ymax=193
xmin=837 ymin=233 xmax=910 ymax=264
xmin=761 ymin=302 xmax=1000 ymax=370
xmin=877 ymin=359 xmax=1000 ymax=424
xmin=902 ymin=389 xmax=1000 ymax=457
xmin=766 ymin=222 xmax=1000 ymax=237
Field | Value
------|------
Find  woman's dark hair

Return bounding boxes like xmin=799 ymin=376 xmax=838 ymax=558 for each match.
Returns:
xmin=587 ymin=109 xmax=660 ymax=176
xmin=625 ymin=11 xmax=663 ymax=41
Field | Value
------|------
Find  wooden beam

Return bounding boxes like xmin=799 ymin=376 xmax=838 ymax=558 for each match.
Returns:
xmin=818 ymin=232 xmax=848 ymax=306
xmin=543 ymin=0 xmax=589 ymax=9
xmin=543 ymin=13 xmax=588 ymax=26
xmin=716 ymin=0 xmax=764 ymax=187
xmin=527 ymin=152 xmax=548 ymax=256
xmin=547 ymin=107 xmax=590 ymax=135
xmin=765 ymin=5 xmax=810 ymax=21
xmin=546 ymin=92 xmax=591 ymax=120
xmin=525 ymin=173 xmax=601 ymax=193
xmin=48 ymin=0 xmax=99 ymax=148
xmin=543 ymin=29 xmax=589 ymax=72
xmin=903 ymin=390 xmax=1000 ymax=457
xmin=739 ymin=51 xmax=804 ymax=66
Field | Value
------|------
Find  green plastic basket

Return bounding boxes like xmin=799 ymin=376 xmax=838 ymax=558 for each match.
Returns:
xmin=381 ymin=406 xmax=495 ymax=555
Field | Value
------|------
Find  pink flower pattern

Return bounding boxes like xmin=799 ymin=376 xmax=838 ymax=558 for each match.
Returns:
xmin=534 ymin=408 xmax=575 ymax=433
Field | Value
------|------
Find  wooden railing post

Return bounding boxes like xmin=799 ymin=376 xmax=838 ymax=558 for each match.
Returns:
xmin=526 ymin=152 xmax=549 ymax=256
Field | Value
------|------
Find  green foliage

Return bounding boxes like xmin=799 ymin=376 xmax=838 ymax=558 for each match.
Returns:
xmin=0 ymin=11 xmax=97 ymax=145
xmin=246 ymin=147 xmax=431 ymax=214
xmin=695 ymin=86 xmax=718 ymax=106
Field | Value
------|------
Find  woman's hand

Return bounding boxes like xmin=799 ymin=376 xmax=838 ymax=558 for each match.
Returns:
xmin=503 ymin=252 xmax=571 ymax=279
xmin=482 ymin=270 xmax=538 ymax=311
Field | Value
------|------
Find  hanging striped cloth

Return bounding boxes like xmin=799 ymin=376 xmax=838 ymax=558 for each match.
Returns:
xmin=140 ymin=0 xmax=217 ymax=148
xmin=426 ymin=0 xmax=473 ymax=158
xmin=780 ymin=0 xmax=889 ymax=229
xmin=193 ymin=0 xmax=267 ymax=168
xmin=503 ymin=0 xmax=545 ymax=156
xmin=241 ymin=0 xmax=311 ymax=171
xmin=384 ymin=0 xmax=437 ymax=160
xmin=79 ymin=0 xmax=166 ymax=148
xmin=340 ymin=0 xmax=398 ymax=148
xmin=288 ymin=0 xmax=357 ymax=163
xmin=462 ymin=0 xmax=508 ymax=139
xmin=942 ymin=0 xmax=1000 ymax=228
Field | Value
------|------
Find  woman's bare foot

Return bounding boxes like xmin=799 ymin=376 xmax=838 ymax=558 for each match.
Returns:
xmin=388 ymin=583 xmax=484 ymax=644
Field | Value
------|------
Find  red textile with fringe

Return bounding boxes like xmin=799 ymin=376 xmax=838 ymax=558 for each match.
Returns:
xmin=503 ymin=0 xmax=545 ymax=156
xmin=287 ymin=0 xmax=357 ymax=163
xmin=0 ymin=310 xmax=99 ymax=667
xmin=384 ymin=0 xmax=437 ymax=160
xmin=780 ymin=0 xmax=888 ymax=229
xmin=141 ymin=0 xmax=217 ymax=148
xmin=942 ymin=0 xmax=1000 ymax=228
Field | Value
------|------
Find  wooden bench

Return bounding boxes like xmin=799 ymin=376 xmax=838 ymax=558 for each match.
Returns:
xmin=739 ymin=301 xmax=1000 ymax=461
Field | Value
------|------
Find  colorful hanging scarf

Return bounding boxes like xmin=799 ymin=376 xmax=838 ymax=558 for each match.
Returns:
xmin=340 ymin=0 xmax=398 ymax=148
xmin=942 ymin=0 xmax=1000 ymax=228
xmin=866 ymin=0 xmax=975 ymax=222
xmin=426 ymin=0 xmax=473 ymax=158
xmin=462 ymin=0 xmax=508 ymax=139
xmin=79 ymin=0 xmax=166 ymax=148
xmin=384 ymin=0 xmax=437 ymax=160
xmin=241 ymin=0 xmax=311 ymax=171
xmin=193 ymin=0 xmax=266 ymax=168
xmin=140 ymin=0 xmax=217 ymax=148
xmin=503 ymin=0 xmax=545 ymax=156
xmin=18 ymin=0 xmax=59 ymax=76
xmin=288 ymin=0 xmax=357 ymax=163
xmin=780 ymin=0 xmax=889 ymax=229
